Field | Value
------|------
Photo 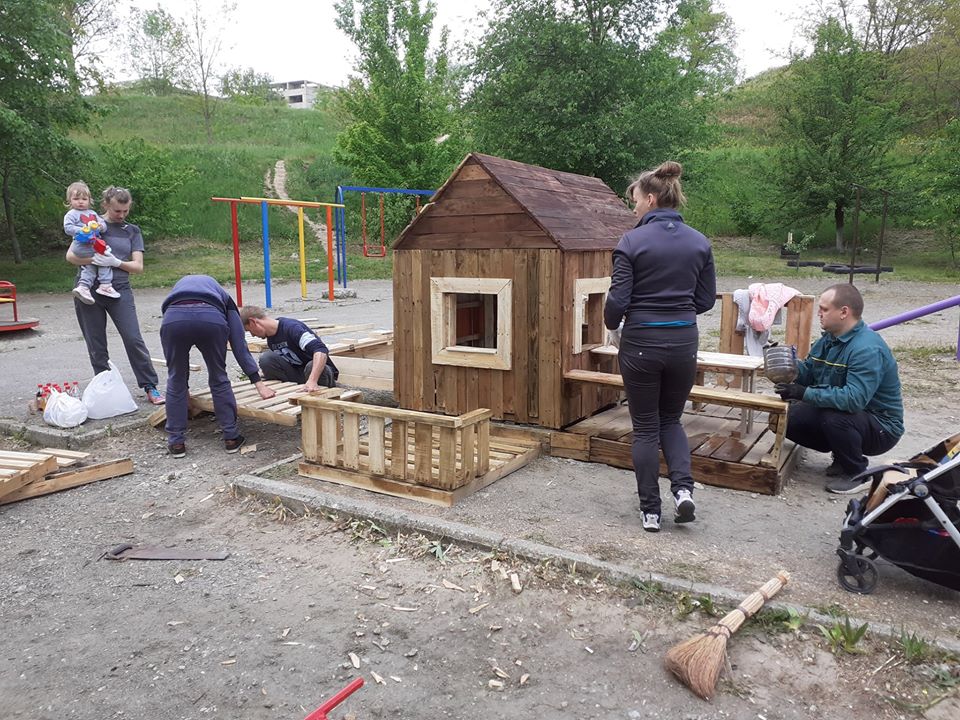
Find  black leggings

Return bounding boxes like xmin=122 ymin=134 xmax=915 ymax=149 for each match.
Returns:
xmin=618 ymin=325 xmax=699 ymax=515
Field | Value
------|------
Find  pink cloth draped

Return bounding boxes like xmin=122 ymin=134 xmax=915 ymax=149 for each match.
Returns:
xmin=747 ymin=283 xmax=801 ymax=332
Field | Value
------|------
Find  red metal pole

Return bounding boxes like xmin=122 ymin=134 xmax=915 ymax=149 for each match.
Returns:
xmin=326 ymin=206 xmax=335 ymax=302
xmin=230 ymin=201 xmax=242 ymax=306
xmin=379 ymin=193 xmax=386 ymax=255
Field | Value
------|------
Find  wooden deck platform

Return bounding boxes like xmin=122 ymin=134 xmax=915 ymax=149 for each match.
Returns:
xmin=552 ymin=401 xmax=801 ymax=495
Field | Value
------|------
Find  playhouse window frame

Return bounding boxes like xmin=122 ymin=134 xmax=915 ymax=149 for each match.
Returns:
xmin=572 ymin=277 xmax=611 ymax=354
xmin=430 ymin=277 xmax=512 ymax=370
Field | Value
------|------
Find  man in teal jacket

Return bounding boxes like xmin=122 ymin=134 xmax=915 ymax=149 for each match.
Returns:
xmin=774 ymin=283 xmax=904 ymax=494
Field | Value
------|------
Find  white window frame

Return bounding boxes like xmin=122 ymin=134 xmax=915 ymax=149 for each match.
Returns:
xmin=430 ymin=277 xmax=513 ymax=370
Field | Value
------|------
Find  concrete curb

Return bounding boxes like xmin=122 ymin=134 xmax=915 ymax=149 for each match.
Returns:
xmin=0 ymin=413 xmax=150 ymax=450
xmin=232 ymin=472 xmax=960 ymax=656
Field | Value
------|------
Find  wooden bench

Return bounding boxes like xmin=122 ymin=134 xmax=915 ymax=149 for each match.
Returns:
xmin=590 ymin=346 xmax=764 ymax=433
xmin=563 ymin=369 xmax=789 ymax=468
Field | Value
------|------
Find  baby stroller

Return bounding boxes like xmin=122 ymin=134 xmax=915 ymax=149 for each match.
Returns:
xmin=836 ymin=434 xmax=960 ymax=594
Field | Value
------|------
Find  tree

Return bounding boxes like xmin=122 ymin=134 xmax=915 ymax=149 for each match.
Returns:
xmin=776 ymin=18 xmax=900 ymax=250
xmin=127 ymin=5 xmax=187 ymax=95
xmin=467 ymin=0 xmax=736 ymax=189
xmin=917 ymin=119 xmax=960 ymax=267
xmin=333 ymin=0 xmax=467 ymax=190
xmin=181 ymin=1 xmax=235 ymax=143
xmin=0 ymin=0 xmax=90 ymax=263
xmin=219 ymin=67 xmax=279 ymax=105
xmin=62 ymin=0 xmax=117 ymax=89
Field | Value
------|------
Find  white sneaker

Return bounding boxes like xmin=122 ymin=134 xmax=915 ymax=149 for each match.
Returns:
xmin=72 ymin=285 xmax=95 ymax=304
xmin=95 ymin=284 xmax=121 ymax=299
xmin=674 ymin=489 xmax=696 ymax=523
xmin=642 ymin=513 xmax=661 ymax=533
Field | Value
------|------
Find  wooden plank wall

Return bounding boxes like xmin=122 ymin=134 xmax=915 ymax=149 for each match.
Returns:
xmin=561 ymin=251 xmax=621 ymax=427
xmin=394 ymin=248 xmax=565 ymax=428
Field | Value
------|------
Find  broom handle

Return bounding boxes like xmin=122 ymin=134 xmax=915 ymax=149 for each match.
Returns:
xmin=713 ymin=571 xmax=790 ymax=638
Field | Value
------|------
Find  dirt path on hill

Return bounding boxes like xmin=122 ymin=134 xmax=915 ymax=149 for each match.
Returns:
xmin=265 ymin=159 xmax=329 ymax=240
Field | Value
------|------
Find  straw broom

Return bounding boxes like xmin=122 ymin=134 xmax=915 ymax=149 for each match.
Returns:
xmin=664 ymin=571 xmax=790 ymax=700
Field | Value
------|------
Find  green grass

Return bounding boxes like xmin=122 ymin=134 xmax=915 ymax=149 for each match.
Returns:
xmin=5 ymin=231 xmax=956 ymax=293
xmin=76 ymin=93 xmax=341 ymax=149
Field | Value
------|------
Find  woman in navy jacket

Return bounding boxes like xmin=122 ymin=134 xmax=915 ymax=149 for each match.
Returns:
xmin=604 ymin=161 xmax=716 ymax=533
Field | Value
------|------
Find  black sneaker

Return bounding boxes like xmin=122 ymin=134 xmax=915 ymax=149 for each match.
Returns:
xmin=224 ymin=435 xmax=245 ymax=454
xmin=825 ymin=460 xmax=847 ymax=477
xmin=825 ymin=474 xmax=872 ymax=495
xmin=168 ymin=443 xmax=186 ymax=458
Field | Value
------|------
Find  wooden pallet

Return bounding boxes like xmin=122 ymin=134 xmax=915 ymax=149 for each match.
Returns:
xmin=189 ymin=379 xmax=311 ymax=427
xmin=0 ymin=451 xmax=61 ymax=499
xmin=547 ymin=401 xmax=800 ymax=495
xmin=296 ymin=397 xmax=541 ymax=506
xmin=244 ymin=323 xmax=382 ymax=353
xmin=0 ymin=449 xmax=134 ymax=506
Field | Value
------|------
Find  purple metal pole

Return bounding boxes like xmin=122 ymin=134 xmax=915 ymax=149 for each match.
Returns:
xmin=869 ymin=295 xmax=960 ymax=361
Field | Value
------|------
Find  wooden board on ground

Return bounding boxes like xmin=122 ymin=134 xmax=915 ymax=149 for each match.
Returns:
xmin=0 ymin=457 xmax=134 ymax=506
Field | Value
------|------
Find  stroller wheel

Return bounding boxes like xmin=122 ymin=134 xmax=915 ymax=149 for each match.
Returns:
xmin=836 ymin=555 xmax=879 ymax=594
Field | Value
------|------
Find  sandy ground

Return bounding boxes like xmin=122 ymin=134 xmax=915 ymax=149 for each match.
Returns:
xmin=1 ymin=275 xmax=958 ymax=719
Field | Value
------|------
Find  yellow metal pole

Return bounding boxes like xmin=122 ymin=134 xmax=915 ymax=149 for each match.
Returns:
xmin=298 ymin=207 xmax=307 ymax=299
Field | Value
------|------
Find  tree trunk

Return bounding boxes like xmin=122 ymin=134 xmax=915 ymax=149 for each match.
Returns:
xmin=834 ymin=201 xmax=845 ymax=252
xmin=1 ymin=166 xmax=23 ymax=264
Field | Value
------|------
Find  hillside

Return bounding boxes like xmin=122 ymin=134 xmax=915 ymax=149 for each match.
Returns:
xmin=73 ymin=92 xmax=349 ymax=243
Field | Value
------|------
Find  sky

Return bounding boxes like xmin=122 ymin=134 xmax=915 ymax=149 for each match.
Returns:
xmin=114 ymin=0 xmax=804 ymax=86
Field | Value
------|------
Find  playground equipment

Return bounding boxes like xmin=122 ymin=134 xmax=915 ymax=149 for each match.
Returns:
xmin=211 ymin=196 xmax=344 ymax=308
xmin=333 ymin=185 xmax=435 ymax=286
xmin=870 ymin=295 xmax=960 ymax=361
xmin=0 ymin=281 xmax=40 ymax=333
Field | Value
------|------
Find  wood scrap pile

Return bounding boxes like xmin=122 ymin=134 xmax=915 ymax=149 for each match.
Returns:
xmin=0 ymin=448 xmax=133 ymax=506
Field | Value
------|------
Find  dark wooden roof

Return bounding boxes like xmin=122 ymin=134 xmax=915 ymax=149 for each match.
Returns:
xmin=393 ymin=153 xmax=636 ymax=251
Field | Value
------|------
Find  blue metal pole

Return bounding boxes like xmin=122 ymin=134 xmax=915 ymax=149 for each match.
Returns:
xmin=870 ymin=295 xmax=960 ymax=361
xmin=335 ymin=185 xmax=347 ymax=288
xmin=261 ymin=201 xmax=272 ymax=309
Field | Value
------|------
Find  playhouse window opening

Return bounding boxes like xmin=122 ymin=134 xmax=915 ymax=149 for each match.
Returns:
xmin=580 ymin=293 xmax=605 ymax=349
xmin=455 ymin=293 xmax=498 ymax=349
xmin=430 ymin=276 xmax=512 ymax=370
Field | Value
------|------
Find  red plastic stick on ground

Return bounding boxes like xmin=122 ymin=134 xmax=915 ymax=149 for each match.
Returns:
xmin=302 ymin=677 xmax=364 ymax=720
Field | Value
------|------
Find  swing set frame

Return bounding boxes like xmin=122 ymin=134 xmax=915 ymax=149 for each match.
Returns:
xmin=334 ymin=185 xmax=434 ymax=286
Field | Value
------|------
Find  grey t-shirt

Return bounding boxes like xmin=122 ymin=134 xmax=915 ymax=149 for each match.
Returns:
xmin=79 ymin=221 xmax=145 ymax=289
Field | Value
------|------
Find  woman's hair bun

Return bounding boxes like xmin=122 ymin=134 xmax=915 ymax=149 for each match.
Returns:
xmin=654 ymin=161 xmax=682 ymax=179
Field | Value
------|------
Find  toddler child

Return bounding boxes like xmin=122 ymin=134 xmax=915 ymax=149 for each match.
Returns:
xmin=64 ymin=181 xmax=120 ymax=303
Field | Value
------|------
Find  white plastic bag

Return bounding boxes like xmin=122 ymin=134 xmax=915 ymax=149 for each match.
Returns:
xmin=82 ymin=361 xmax=138 ymax=419
xmin=43 ymin=390 xmax=89 ymax=428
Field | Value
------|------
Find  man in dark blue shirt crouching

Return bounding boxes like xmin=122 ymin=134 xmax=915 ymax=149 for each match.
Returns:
xmin=239 ymin=306 xmax=339 ymax=392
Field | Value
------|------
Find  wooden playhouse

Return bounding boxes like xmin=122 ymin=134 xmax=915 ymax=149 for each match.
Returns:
xmin=297 ymin=153 xmax=804 ymax=502
xmin=392 ymin=152 xmax=636 ymax=429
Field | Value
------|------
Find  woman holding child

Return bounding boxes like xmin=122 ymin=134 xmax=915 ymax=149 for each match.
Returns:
xmin=66 ymin=185 xmax=165 ymax=405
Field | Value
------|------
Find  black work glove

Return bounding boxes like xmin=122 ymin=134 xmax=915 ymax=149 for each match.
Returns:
xmin=774 ymin=382 xmax=806 ymax=401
